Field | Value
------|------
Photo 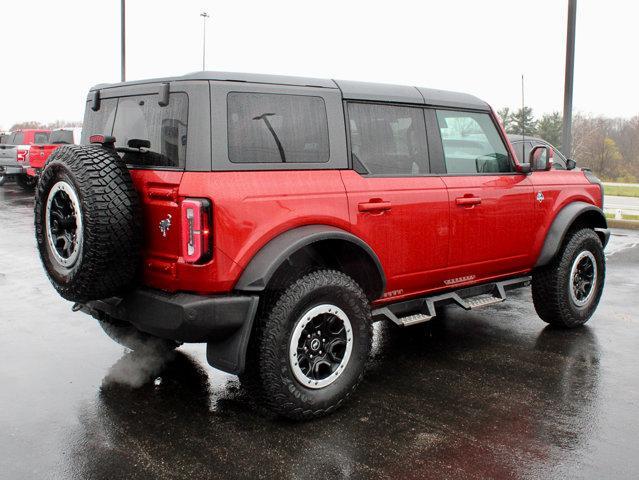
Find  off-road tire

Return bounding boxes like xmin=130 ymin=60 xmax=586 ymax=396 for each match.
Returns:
xmin=532 ymin=228 xmax=605 ymax=328
xmin=98 ymin=317 xmax=179 ymax=352
xmin=34 ymin=145 xmax=141 ymax=302
xmin=243 ymin=269 xmax=372 ymax=420
xmin=17 ymin=174 xmax=37 ymax=191
xmin=0 ymin=174 xmax=6 ymax=186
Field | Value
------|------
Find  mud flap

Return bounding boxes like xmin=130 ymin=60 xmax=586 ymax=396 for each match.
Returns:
xmin=206 ymin=296 xmax=260 ymax=375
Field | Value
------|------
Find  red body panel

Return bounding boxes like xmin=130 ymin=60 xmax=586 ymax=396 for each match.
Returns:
xmin=529 ymin=170 xmax=602 ymax=262
xmin=442 ymin=174 xmax=534 ymax=278
xmin=130 ymin=164 xmax=601 ymax=301
xmin=134 ymin=169 xmax=351 ymax=295
xmin=339 ymin=170 xmax=449 ymax=297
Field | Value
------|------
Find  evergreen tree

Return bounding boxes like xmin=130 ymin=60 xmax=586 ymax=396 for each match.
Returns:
xmin=536 ymin=112 xmax=563 ymax=148
xmin=509 ymin=107 xmax=537 ymax=136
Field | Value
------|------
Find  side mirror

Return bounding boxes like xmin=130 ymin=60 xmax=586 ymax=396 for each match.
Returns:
xmin=530 ymin=145 xmax=554 ymax=171
xmin=566 ymin=158 xmax=577 ymax=170
xmin=515 ymin=162 xmax=531 ymax=174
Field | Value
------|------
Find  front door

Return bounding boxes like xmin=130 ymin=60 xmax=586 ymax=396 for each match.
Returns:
xmin=340 ymin=102 xmax=449 ymax=300
xmin=432 ymin=109 xmax=534 ymax=283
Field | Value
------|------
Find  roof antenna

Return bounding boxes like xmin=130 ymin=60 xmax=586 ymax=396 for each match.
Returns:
xmin=521 ymin=74 xmax=526 ymax=146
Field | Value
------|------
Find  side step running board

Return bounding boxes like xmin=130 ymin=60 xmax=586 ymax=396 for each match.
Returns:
xmin=372 ymin=276 xmax=531 ymax=327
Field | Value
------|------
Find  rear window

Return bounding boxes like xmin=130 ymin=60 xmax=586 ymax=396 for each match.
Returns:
xmin=13 ymin=132 xmax=24 ymax=145
xmin=34 ymin=132 xmax=50 ymax=144
xmin=49 ymin=130 xmax=75 ymax=144
xmin=82 ymin=98 xmax=118 ymax=142
xmin=111 ymin=93 xmax=188 ymax=168
xmin=227 ymin=92 xmax=329 ymax=164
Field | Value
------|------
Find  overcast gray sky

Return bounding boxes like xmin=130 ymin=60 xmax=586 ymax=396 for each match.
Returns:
xmin=0 ymin=0 xmax=636 ymax=130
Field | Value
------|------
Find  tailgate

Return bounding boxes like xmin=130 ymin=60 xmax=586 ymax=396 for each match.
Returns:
xmin=0 ymin=144 xmax=17 ymax=166
xmin=29 ymin=144 xmax=58 ymax=169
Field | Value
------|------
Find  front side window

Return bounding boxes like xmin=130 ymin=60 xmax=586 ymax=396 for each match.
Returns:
xmin=436 ymin=110 xmax=511 ymax=174
xmin=227 ymin=92 xmax=329 ymax=164
xmin=112 ymin=93 xmax=188 ymax=168
xmin=347 ymin=103 xmax=429 ymax=175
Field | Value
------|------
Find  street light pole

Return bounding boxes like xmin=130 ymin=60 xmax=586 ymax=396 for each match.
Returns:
xmin=200 ymin=12 xmax=210 ymax=71
xmin=561 ymin=0 xmax=577 ymax=157
xmin=121 ymin=0 xmax=126 ymax=82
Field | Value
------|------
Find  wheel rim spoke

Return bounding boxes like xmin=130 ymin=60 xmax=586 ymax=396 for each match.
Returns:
xmin=289 ymin=304 xmax=354 ymax=389
xmin=45 ymin=182 xmax=83 ymax=268
xmin=570 ymin=251 xmax=597 ymax=306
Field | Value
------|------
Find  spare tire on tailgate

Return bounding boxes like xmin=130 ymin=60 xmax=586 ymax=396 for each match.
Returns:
xmin=34 ymin=145 xmax=141 ymax=302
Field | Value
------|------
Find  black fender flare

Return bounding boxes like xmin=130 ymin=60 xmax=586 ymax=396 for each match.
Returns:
xmin=234 ymin=225 xmax=386 ymax=298
xmin=535 ymin=201 xmax=609 ymax=267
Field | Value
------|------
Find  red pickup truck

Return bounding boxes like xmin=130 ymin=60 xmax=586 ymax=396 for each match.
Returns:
xmin=27 ymin=128 xmax=82 ymax=180
xmin=0 ymin=129 xmax=51 ymax=189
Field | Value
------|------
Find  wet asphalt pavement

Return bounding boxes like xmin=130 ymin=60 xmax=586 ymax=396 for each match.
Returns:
xmin=2 ymin=182 xmax=639 ymax=480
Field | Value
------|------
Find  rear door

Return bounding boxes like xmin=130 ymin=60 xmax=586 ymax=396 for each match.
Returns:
xmin=432 ymin=109 xmax=534 ymax=281
xmin=340 ymin=102 xmax=449 ymax=299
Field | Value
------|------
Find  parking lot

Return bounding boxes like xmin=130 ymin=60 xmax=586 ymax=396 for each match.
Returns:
xmin=1 ymin=182 xmax=639 ymax=480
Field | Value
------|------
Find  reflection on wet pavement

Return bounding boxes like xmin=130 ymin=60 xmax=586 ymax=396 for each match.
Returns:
xmin=1 ymin=184 xmax=639 ymax=479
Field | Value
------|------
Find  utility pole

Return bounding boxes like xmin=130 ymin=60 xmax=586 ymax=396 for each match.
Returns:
xmin=561 ymin=0 xmax=577 ymax=157
xmin=121 ymin=0 xmax=126 ymax=82
xmin=200 ymin=12 xmax=210 ymax=71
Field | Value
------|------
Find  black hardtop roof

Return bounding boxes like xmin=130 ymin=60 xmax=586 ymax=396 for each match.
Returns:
xmin=90 ymin=71 xmax=490 ymax=111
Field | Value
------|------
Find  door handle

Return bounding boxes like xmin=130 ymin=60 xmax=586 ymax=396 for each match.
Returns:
xmin=358 ymin=200 xmax=392 ymax=213
xmin=455 ymin=196 xmax=482 ymax=207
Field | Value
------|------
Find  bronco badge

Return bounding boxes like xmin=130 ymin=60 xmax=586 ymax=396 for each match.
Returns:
xmin=159 ymin=214 xmax=172 ymax=237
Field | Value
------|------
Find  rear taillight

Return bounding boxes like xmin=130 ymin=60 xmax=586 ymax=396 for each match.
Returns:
xmin=181 ymin=198 xmax=212 ymax=263
xmin=16 ymin=148 xmax=29 ymax=163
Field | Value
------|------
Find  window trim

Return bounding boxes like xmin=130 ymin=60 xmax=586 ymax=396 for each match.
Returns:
xmin=226 ymin=91 xmax=331 ymax=165
xmin=433 ymin=106 xmax=519 ymax=176
xmin=344 ymin=100 xmax=433 ymax=178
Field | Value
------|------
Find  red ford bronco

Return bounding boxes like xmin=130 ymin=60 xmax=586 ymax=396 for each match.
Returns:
xmin=34 ymin=72 xmax=608 ymax=420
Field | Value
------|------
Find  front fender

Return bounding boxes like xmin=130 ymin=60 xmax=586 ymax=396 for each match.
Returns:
xmin=535 ymin=201 xmax=608 ymax=267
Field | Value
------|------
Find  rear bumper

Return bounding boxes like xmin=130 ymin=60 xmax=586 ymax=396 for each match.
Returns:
xmin=0 ymin=165 xmax=26 ymax=175
xmin=79 ymin=289 xmax=259 ymax=374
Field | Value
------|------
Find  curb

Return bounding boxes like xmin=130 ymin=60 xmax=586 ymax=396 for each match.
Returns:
xmin=607 ymin=219 xmax=639 ymax=230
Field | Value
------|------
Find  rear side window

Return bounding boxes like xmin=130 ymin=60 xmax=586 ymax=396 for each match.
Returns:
xmin=49 ymin=130 xmax=74 ymax=144
xmin=227 ymin=92 xmax=329 ymax=164
xmin=347 ymin=103 xmax=429 ymax=175
xmin=112 ymin=93 xmax=188 ymax=168
xmin=436 ymin=110 xmax=511 ymax=174
xmin=34 ymin=132 xmax=50 ymax=144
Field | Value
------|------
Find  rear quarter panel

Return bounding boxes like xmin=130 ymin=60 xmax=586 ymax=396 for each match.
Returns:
xmin=141 ymin=170 xmax=350 ymax=294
